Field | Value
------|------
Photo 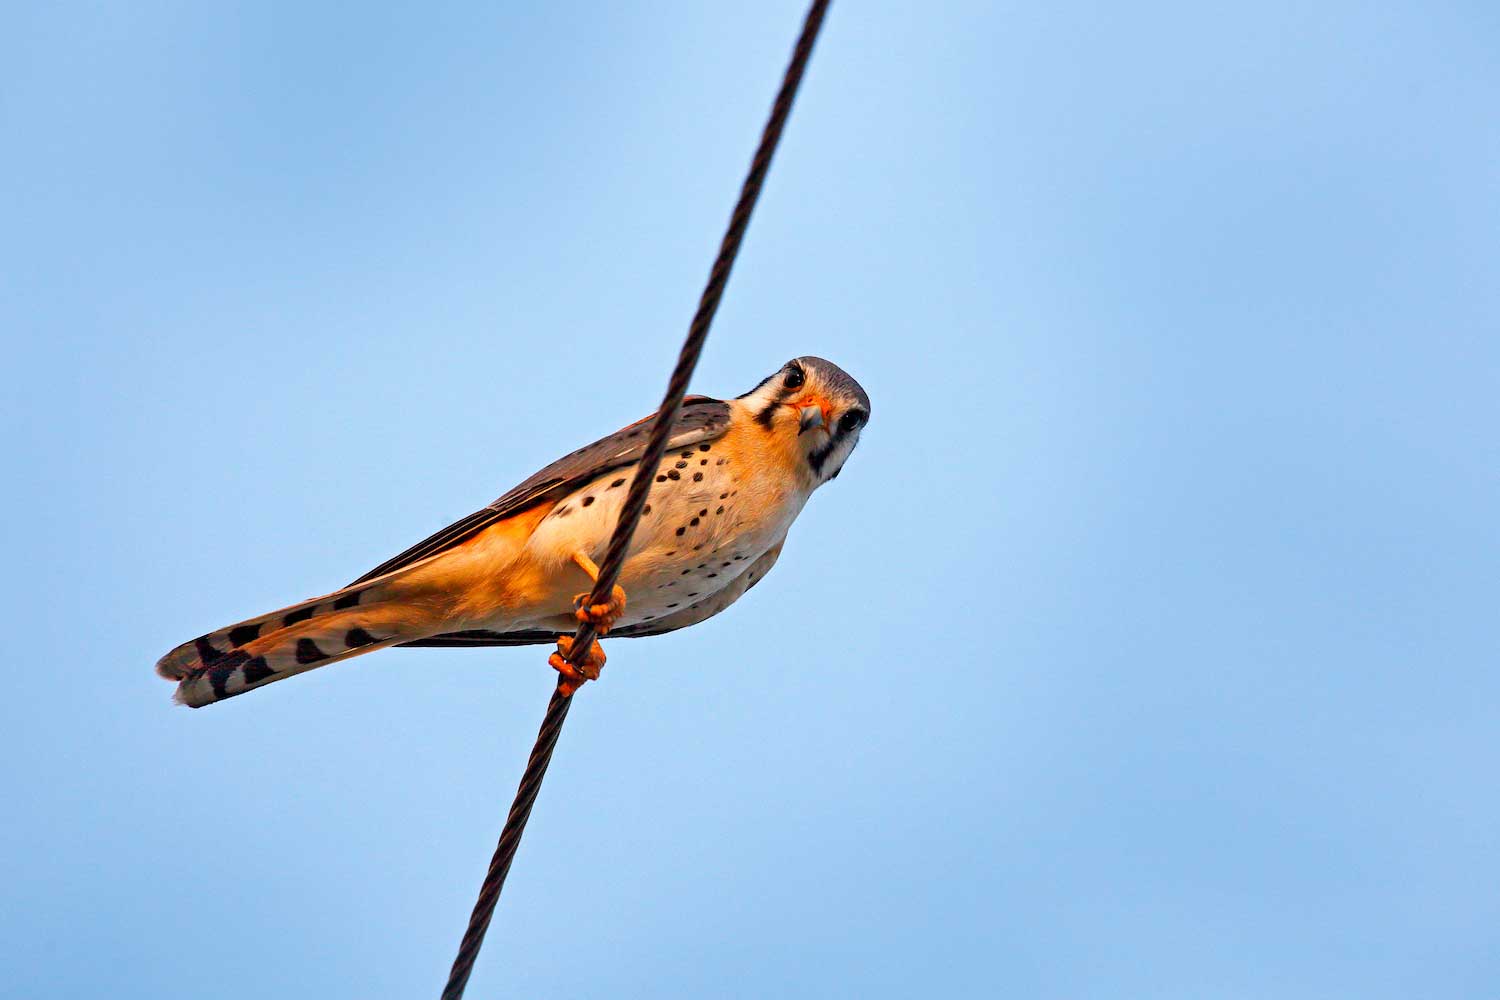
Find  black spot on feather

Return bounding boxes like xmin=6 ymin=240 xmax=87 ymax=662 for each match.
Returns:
xmin=227 ymin=624 xmax=260 ymax=647
xmin=295 ymin=639 xmax=329 ymax=664
xmin=333 ymin=592 xmax=361 ymax=610
xmin=345 ymin=628 xmax=377 ymax=649
xmin=284 ymin=606 xmax=316 ymax=627
xmin=195 ymin=635 xmax=224 ymax=664
xmin=242 ymin=656 xmax=274 ymax=685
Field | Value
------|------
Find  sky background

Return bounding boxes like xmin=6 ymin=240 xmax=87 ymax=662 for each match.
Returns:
xmin=4 ymin=2 xmax=1499 ymax=997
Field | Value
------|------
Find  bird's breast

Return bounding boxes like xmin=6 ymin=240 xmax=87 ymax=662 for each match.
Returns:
xmin=509 ymin=429 xmax=806 ymax=631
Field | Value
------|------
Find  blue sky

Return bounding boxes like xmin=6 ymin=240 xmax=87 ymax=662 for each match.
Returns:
xmin=4 ymin=2 xmax=1498 ymax=996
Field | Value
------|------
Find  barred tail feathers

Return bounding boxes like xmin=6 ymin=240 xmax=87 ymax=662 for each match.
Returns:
xmin=158 ymin=579 xmax=419 ymax=708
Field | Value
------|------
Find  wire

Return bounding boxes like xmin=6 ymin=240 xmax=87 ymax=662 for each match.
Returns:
xmin=440 ymin=3 xmax=832 ymax=997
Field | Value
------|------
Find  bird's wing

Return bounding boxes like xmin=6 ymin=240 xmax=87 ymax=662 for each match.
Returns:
xmin=350 ymin=396 xmax=731 ymax=586
xmin=402 ymin=534 xmax=786 ymax=648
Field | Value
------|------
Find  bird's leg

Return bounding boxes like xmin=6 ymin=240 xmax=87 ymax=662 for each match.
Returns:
xmin=548 ymin=551 xmax=627 ymax=695
xmin=566 ymin=551 xmax=627 ymax=634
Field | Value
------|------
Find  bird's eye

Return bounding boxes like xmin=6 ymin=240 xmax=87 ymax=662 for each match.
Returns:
xmin=838 ymin=410 xmax=864 ymax=433
xmin=783 ymin=365 xmax=805 ymax=390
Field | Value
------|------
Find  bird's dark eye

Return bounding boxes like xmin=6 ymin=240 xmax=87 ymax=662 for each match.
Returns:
xmin=838 ymin=410 xmax=864 ymax=433
xmin=783 ymin=365 xmax=805 ymax=390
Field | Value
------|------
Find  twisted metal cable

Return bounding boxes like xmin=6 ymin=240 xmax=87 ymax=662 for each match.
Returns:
xmin=441 ymin=688 xmax=572 ymax=1000
xmin=441 ymin=3 xmax=831 ymax=997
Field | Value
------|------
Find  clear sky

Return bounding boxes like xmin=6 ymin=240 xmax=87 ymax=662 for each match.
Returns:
xmin=4 ymin=2 xmax=1498 ymax=997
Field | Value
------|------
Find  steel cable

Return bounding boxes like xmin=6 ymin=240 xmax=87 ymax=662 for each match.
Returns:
xmin=440 ymin=3 xmax=831 ymax=996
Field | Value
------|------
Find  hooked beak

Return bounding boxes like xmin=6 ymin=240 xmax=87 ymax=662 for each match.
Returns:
xmin=789 ymin=393 xmax=833 ymax=435
xmin=797 ymin=404 xmax=824 ymax=435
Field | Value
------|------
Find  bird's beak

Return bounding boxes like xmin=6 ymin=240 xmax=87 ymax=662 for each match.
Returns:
xmin=788 ymin=393 xmax=832 ymax=435
xmin=797 ymin=403 xmax=825 ymax=435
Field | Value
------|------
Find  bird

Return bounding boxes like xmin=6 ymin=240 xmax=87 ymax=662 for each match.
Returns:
xmin=157 ymin=356 xmax=870 ymax=707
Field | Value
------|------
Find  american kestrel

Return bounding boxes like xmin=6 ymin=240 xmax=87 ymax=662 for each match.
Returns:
xmin=157 ymin=357 xmax=870 ymax=706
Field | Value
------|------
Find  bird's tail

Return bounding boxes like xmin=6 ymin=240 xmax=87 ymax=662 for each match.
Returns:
xmin=156 ymin=575 xmax=427 ymax=708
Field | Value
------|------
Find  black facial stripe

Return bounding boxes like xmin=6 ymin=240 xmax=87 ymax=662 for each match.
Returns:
xmin=808 ymin=424 xmax=857 ymax=477
xmin=754 ymin=398 xmax=779 ymax=428
xmin=808 ymin=439 xmax=837 ymax=476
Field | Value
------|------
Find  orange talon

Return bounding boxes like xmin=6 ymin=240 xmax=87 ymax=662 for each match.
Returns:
xmin=573 ymin=584 xmax=627 ymax=634
xmin=567 ymin=551 xmax=627 ymax=634
xmin=549 ymin=635 xmax=606 ymax=696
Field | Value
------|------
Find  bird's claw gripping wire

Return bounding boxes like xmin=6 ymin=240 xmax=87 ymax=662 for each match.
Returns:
xmin=572 ymin=586 xmax=627 ymax=633
xmin=549 ymin=550 xmax=626 ymax=695
xmin=567 ymin=551 xmax=627 ymax=634
xmin=549 ymin=635 xmax=606 ymax=696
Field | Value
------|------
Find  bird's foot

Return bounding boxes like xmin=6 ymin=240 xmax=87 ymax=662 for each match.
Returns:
xmin=549 ymin=635 xmax=606 ymax=696
xmin=568 ymin=551 xmax=628 ymax=634
xmin=572 ymin=584 xmax=627 ymax=634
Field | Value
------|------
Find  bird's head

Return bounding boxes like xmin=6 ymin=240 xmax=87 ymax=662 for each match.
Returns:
xmin=739 ymin=356 xmax=870 ymax=484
